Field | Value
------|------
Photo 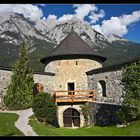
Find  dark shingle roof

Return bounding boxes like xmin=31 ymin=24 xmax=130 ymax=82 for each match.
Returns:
xmin=40 ymin=30 xmax=107 ymax=64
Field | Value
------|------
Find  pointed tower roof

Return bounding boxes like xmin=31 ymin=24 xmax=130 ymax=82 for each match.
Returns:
xmin=40 ymin=30 xmax=107 ymax=64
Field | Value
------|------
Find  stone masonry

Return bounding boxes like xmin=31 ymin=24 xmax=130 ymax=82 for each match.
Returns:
xmin=45 ymin=58 xmax=102 ymax=93
xmin=87 ymin=68 xmax=124 ymax=105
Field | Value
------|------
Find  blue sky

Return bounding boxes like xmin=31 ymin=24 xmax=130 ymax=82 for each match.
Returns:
xmin=0 ymin=4 xmax=140 ymax=43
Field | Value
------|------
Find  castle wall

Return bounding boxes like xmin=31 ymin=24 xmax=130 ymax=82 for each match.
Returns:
xmin=33 ymin=74 xmax=54 ymax=94
xmin=87 ymin=68 xmax=124 ymax=105
xmin=88 ymin=102 xmax=121 ymax=126
xmin=45 ymin=58 xmax=102 ymax=93
xmin=0 ymin=69 xmax=12 ymax=96
xmin=0 ymin=69 xmax=54 ymax=109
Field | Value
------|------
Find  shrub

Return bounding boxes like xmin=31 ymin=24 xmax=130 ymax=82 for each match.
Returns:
xmin=80 ymin=103 xmax=90 ymax=126
xmin=32 ymin=92 xmax=57 ymax=125
xmin=117 ymin=60 xmax=140 ymax=124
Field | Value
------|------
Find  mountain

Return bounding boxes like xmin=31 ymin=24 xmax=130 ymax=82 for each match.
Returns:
xmin=0 ymin=12 xmax=55 ymax=71
xmin=0 ymin=12 xmax=140 ymax=72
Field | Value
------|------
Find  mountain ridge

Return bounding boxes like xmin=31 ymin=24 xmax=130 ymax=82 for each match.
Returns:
xmin=0 ymin=12 xmax=140 ymax=72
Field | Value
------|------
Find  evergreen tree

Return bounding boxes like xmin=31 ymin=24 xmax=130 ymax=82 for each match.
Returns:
xmin=118 ymin=60 xmax=140 ymax=123
xmin=4 ymin=41 xmax=34 ymax=110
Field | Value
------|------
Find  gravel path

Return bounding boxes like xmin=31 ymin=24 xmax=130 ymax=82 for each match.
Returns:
xmin=0 ymin=108 xmax=38 ymax=136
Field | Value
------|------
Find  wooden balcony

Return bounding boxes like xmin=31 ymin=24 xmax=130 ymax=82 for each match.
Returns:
xmin=53 ymin=90 xmax=96 ymax=103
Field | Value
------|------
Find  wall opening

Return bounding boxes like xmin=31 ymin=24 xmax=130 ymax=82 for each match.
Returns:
xmin=58 ymin=61 xmax=60 ymax=66
xmin=33 ymin=83 xmax=44 ymax=96
xmin=98 ymin=80 xmax=106 ymax=97
xmin=63 ymin=108 xmax=80 ymax=127
xmin=68 ymin=83 xmax=75 ymax=95
xmin=76 ymin=61 xmax=78 ymax=65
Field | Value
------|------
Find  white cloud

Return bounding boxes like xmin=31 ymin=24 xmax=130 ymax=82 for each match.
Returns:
xmin=89 ymin=9 xmax=105 ymax=24
xmin=0 ymin=4 xmax=44 ymax=21
xmin=101 ymin=17 xmax=128 ymax=37
xmin=121 ymin=10 xmax=140 ymax=25
xmin=73 ymin=4 xmax=97 ymax=20
xmin=92 ymin=10 xmax=140 ymax=37
xmin=46 ymin=14 xmax=57 ymax=21
xmin=48 ymin=4 xmax=105 ymax=24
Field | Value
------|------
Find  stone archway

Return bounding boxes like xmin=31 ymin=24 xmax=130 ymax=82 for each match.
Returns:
xmin=63 ymin=108 xmax=80 ymax=127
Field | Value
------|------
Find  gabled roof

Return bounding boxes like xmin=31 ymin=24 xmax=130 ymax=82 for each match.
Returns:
xmin=40 ymin=30 xmax=107 ymax=64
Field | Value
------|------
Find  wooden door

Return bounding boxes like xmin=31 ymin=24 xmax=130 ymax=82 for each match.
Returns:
xmin=63 ymin=108 xmax=80 ymax=127
xmin=73 ymin=109 xmax=80 ymax=127
xmin=63 ymin=108 xmax=72 ymax=127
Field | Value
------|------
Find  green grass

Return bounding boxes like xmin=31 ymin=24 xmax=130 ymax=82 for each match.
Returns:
xmin=29 ymin=115 xmax=140 ymax=136
xmin=0 ymin=113 xmax=24 ymax=136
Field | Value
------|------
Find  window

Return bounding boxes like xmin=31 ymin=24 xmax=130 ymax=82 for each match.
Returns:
xmin=98 ymin=80 xmax=106 ymax=97
xmin=76 ymin=61 xmax=78 ymax=65
xmin=68 ymin=83 xmax=75 ymax=95
xmin=33 ymin=83 xmax=44 ymax=96
xmin=58 ymin=61 xmax=60 ymax=66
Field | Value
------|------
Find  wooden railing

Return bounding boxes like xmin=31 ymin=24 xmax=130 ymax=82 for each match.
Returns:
xmin=53 ymin=90 xmax=96 ymax=103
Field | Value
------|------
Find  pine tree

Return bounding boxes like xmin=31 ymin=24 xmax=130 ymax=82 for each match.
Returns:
xmin=118 ymin=60 xmax=140 ymax=123
xmin=4 ymin=41 xmax=34 ymax=110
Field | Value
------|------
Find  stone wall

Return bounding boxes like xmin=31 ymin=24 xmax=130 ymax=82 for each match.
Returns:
xmin=0 ymin=69 xmax=12 ymax=109
xmin=45 ymin=58 xmax=102 ymax=92
xmin=0 ymin=69 xmax=12 ymax=96
xmin=89 ymin=102 xmax=121 ymax=126
xmin=33 ymin=73 xmax=54 ymax=94
xmin=0 ymin=68 xmax=55 ymax=109
xmin=87 ymin=68 xmax=124 ymax=105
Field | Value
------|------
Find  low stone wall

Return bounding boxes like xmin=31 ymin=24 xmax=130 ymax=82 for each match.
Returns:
xmin=89 ymin=102 xmax=121 ymax=126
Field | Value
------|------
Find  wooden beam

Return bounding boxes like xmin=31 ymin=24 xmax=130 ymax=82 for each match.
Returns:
xmin=54 ymin=90 xmax=95 ymax=92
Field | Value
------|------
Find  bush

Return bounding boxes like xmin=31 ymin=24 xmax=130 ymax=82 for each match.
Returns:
xmin=80 ymin=103 xmax=90 ymax=126
xmin=32 ymin=92 xmax=57 ymax=125
xmin=118 ymin=60 xmax=140 ymax=123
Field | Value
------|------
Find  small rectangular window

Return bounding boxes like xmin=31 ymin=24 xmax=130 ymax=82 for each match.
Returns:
xmin=76 ymin=61 xmax=78 ymax=65
xmin=58 ymin=61 xmax=60 ymax=66
xmin=68 ymin=83 xmax=75 ymax=95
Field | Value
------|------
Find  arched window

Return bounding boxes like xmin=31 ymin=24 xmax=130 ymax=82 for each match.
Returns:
xmin=98 ymin=80 xmax=106 ymax=97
